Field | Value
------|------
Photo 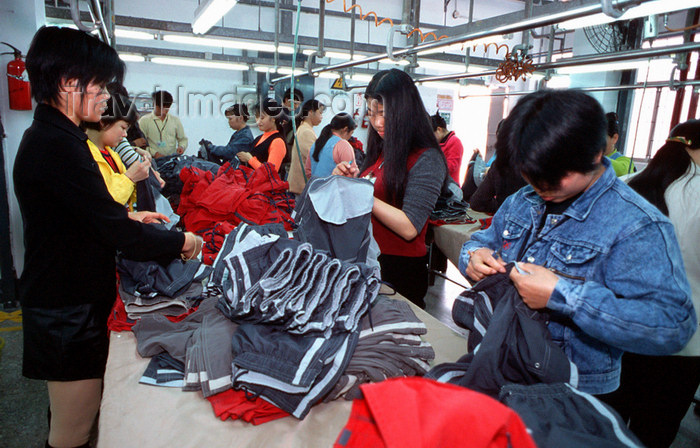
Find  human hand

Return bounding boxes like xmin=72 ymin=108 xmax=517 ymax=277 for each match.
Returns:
xmin=177 ymin=146 xmax=185 ymax=155
xmin=181 ymin=232 xmax=203 ymax=260
xmin=154 ymin=152 xmax=164 ymax=159
xmin=135 ymin=147 xmax=152 ymax=162
xmin=125 ymin=159 xmax=152 ymax=183
xmin=153 ymin=169 xmax=166 ymax=188
xmin=509 ymin=262 xmax=559 ymax=310
xmin=128 ymin=211 xmax=170 ymax=224
xmin=331 ymin=161 xmax=359 ymax=177
xmin=237 ymin=151 xmax=252 ymax=163
xmin=465 ymin=247 xmax=507 ymax=281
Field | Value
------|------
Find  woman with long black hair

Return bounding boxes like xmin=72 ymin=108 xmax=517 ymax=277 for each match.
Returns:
xmin=334 ymin=69 xmax=448 ymax=308
xmin=306 ymin=112 xmax=357 ymax=178
xmin=607 ymin=120 xmax=700 ymax=448
xmin=237 ymin=98 xmax=287 ymax=174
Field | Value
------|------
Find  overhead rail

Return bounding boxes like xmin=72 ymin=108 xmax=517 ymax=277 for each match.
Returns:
xmin=415 ymin=41 xmax=700 ymax=83
xmin=456 ymin=80 xmax=700 ymax=98
xmin=271 ymin=0 xmax=656 ymax=83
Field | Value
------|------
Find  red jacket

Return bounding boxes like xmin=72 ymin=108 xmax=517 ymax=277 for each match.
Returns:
xmin=440 ymin=131 xmax=464 ymax=184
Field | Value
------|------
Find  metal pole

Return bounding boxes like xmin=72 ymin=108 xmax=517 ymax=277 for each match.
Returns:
xmin=318 ymin=0 xmax=325 ymax=56
xmin=271 ymin=0 xmax=656 ymax=82
xmin=453 ymin=80 xmax=700 ymax=97
xmin=416 ymin=42 xmax=700 ymax=83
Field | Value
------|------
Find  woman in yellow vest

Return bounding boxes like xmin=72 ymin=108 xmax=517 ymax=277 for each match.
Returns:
xmin=84 ymin=94 xmax=151 ymax=210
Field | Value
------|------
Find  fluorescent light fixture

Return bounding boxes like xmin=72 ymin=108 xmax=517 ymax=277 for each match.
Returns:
xmin=151 ymin=56 xmax=248 ymax=71
xmin=276 ymin=67 xmax=306 ymax=75
xmin=379 ymin=58 xmax=410 ymax=66
xmin=192 ymin=0 xmax=238 ymax=35
xmin=418 ymin=60 xmax=490 ymax=74
xmin=114 ymin=28 xmax=155 ymax=41
xmin=419 ymin=81 xmax=459 ymax=90
xmin=417 ymin=37 xmax=508 ymax=56
xmin=459 ymin=84 xmax=490 ymax=96
xmin=350 ymin=73 xmax=375 ymax=82
xmin=302 ymin=49 xmax=366 ymax=60
xmin=316 ymin=71 xmax=341 ymax=79
xmin=119 ymin=53 xmax=146 ymax=62
xmin=254 ymin=65 xmax=274 ymax=72
xmin=558 ymin=0 xmax=699 ymax=30
xmin=546 ymin=75 xmax=571 ymax=89
xmin=163 ymin=34 xmax=293 ymax=54
xmin=557 ymin=60 xmax=654 ymax=75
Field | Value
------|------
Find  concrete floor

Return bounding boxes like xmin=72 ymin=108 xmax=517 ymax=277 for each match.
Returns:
xmin=1 ymin=263 xmax=699 ymax=447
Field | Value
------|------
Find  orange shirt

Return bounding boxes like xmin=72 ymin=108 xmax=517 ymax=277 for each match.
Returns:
xmin=250 ymin=131 xmax=286 ymax=172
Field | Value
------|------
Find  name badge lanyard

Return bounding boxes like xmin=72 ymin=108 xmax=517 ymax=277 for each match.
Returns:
xmin=154 ymin=115 xmax=169 ymax=146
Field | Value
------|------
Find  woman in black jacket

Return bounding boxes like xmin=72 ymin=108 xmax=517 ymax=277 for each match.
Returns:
xmin=14 ymin=27 xmax=201 ymax=448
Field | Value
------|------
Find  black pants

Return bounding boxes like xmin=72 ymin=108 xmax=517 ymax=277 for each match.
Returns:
xmin=597 ymin=352 xmax=700 ymax=448
xmin=378 ymin=253 xmax=429 ymax=309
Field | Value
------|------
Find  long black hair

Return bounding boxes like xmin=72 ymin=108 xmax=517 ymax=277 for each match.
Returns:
xmin=295 ymin=99 xmax=324 ymax=128
xmin=628 ymin=119 xmax=700 ymax=216
xmin=363 ymin=69 xmax=442 ymax=205
xmin=26 ymin=26 xmax=124 ymax=106
xmin=312 ymin=113 xmax=357 ymax=162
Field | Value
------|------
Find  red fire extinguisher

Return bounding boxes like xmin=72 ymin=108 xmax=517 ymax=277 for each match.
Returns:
xmin=2 ymin=42 xmax=32 ymax=110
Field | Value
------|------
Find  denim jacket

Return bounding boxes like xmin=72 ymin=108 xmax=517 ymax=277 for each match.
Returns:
xmin=459 ymin=159 xmax=697 ymax=394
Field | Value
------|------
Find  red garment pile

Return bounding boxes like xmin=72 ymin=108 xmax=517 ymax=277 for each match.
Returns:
xmin=207 ymin=388 xmax=290 ymax=425
xmin=178 ymin=162 xmax=295 ymax=236
xmin=334 ymin=377 xmax=536 ymax=448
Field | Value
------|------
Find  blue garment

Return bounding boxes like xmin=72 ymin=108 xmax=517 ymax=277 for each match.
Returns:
xmin=309 ymin=135 xmax=342 ymax=178
xmin=459 ymin=158 xmax=696 ymax=394
xmin=209 ymin=125 xmax=254 ymax=161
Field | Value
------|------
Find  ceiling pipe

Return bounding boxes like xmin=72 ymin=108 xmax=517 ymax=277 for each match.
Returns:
xmin=457 ymin=79 xmax=700 ymax=98
xmin=416 ymin=41 xmax=700 ymax=83
xmin=271 ymin=0 xmax=656 ymax=83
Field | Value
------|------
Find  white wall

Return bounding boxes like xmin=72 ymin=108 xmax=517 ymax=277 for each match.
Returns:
xmin=122 ymin=60 xmax=248 ymax=152
xmin=0 ymin=0 xmax=45 ymax=275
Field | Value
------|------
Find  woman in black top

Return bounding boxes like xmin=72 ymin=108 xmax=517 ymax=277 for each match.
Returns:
xmin=14 ymin=27 xmax=201 ymax=448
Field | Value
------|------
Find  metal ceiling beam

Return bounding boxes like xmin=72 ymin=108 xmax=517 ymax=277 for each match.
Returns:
xmin=271 ymin=0 xmax=657 ymax=82
xmin=44 ymin=5 xmax=500 ymax=68
xmin=415 ymin=41 xmax=700 ymax=83
xmin=235 ymin=0 xmax=443 ymax=29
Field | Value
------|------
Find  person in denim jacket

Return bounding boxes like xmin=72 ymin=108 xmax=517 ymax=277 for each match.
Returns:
xmin=458 ymin=89 xmax=697 ymax=395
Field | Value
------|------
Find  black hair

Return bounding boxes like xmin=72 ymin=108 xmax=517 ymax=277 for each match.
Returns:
xmin=283 ymin=87 xmax=303 ymax=103
xmin=363 ymin=69 xmax=443 ymax=205
xmin=25 ymin=26 xmax=124 ymax=106
xmin=606 ymin=112 xmax=620 ymax=137
xmin=253 ymin=98 xmax=286 ymax=135
xmin=295 ymin=99 xmax=325 ymax=128
xmin=152 ymin=90 xmax=174 ymax=108
xmin=498 ymin=89 xmax=606 ymax=191
xmin=312 ymin=113 xmax=357 ymax=162
xmin=628 ymin=119 xmax=700 ymax=216
xmin=82 ymin=94 xmax=138 ymax=131
xmin=430 ymin=112 xmax=447 ymax=132
xmin=225 ymin=103 xmax=250 ymax=121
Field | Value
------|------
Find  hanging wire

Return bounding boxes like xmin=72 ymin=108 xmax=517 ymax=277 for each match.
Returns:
xmin=290 ymin=0 xmax=307 ymax=183
xmin=325 ymin=0 xmax=448 ymax=43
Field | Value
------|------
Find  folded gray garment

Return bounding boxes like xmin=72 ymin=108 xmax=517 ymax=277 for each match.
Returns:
xmin=121 ymin=282 xmax=203 ymax=320
xmin=133 ymin=297 xmax=218 ymax=363
xmin=322 ymin=295 xmax=436 ymax=402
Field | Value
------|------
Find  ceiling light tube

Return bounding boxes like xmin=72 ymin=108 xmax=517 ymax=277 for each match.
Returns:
xmin=302 ymin=49 xmax=366 ymax=60
xmin=119 ymin=53 xmax=146 ymax=62
xmin=114 ymin=28 xmax=156 ymax=41
xmin=151 ymin=56 xmax=248 ymax=71
xmin=556 ymin=59 xmax=667 ymax=75
xmin=558 ymin=0 xmax=699 ymax=30
xmin=192 ymin=0 xmax=239 ymax=35
xmin=350 ymin=74 xmax=375 ymax=82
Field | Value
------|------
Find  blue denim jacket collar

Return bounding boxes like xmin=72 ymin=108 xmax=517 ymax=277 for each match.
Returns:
xmin=521 ymin=158 xmax=616 ymax=222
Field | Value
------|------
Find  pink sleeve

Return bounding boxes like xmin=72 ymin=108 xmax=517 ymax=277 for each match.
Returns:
xmin=332 ymin=140 xmax=355 ymax=166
